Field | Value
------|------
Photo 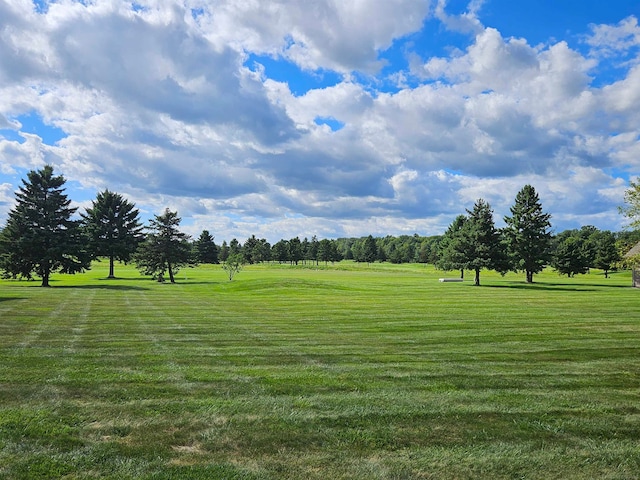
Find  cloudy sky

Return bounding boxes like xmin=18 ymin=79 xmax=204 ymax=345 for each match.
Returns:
xmin=1 ymin=0 xmax=639 ymax=243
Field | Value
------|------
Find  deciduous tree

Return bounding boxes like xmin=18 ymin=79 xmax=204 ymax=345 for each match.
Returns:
xmin=619 ymin=178 xmax=640 ymax=229
xmin=222 ymin=253 xmax=243 ymax=281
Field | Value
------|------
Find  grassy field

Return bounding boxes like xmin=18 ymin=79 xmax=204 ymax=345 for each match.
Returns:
xmin=0 ymin=261 xmax=639 ymax=479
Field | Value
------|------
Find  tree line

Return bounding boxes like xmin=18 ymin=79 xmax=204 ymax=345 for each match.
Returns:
xmin=1 ymin=166 xmax=639 ymax=286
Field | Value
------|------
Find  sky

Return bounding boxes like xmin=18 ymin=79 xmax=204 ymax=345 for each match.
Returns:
xmin=1 ymin=0 xmax=639 ymax=244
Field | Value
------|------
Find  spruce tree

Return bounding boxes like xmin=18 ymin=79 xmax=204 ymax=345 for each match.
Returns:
xmin=0 ymin=165 xmax=90 ymax=286
xmin=82 ymin=189 xmax=144 ymax=278
xmin=134 ymin=209 xmax=193 ymax=283
xmin=437 ymin=214 xmax=468 ymax=278
xmin=463 ymin=199 xmax=506 ymax=286
xmin=503 ymin=185 xmax=552 ymax=283
xmin=194 ymin=230 xmax=219 ymax=264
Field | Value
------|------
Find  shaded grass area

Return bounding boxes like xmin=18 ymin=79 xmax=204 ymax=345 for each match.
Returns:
xmin=0 ymin=263 xmax=639 ymax=478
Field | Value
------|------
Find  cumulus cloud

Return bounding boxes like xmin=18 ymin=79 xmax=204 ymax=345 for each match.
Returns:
xmin=0 ymin=0 xmax=637 ymax=241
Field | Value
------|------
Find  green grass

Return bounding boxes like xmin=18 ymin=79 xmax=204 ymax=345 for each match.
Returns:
xmin=1 ymin=262 xmax=639 ymax=479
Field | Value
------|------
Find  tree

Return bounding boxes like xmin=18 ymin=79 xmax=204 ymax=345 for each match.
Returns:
xmin=463 ymin=199 xmax=507 ymax=286
xmin=81 ymin=189 xmax=143 ymax=278
xmin=134 ymin=209 xmax=193 ymax=283
xmin=0 ymin=165 xmax=91 ymax=287
xmin=503 ymin=185 xmax=552 ymax=283
xmin=194 ymin=230 xmax=218 ymax=264
xmin=590 ymin=229 xmax=621 ymax=278
xmin=619 ymin=178 xmax=640 ymax=229
xmin=289 ymin=237 xmax=303 ymax=265
xmin=219 ymin=240 xmax=229 ymax=262
xmin=272 ymin=240 xmax=290 ymax=263
xmin=363 ymin=235 xmax=377 ymax=265
xmin=242 ymin=235 xmax=270 ymax=264
xmin=551 ymin=231 xmax=589 ymax=277
xmin=222 ymin=253 xmax=243 ymax=281
xmin=318 ymin=239 xmax=337 ymax=264
xmin=437 ymin=215 xmax=468 ymax=278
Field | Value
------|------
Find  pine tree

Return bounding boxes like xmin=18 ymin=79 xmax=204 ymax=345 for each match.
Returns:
xmin=134 ymin=209 xmax=193 ymax=283
xmin=0 ymin=165 xmax=90 ymax=286
xmin=81 ymin=190 xmax=143 ymax=278
xmin=503 ymin=185 xmax=552 ymax=283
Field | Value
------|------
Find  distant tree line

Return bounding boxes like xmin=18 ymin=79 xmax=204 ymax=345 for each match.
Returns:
xmin=1 ymin=166 xmax=639 ymax=286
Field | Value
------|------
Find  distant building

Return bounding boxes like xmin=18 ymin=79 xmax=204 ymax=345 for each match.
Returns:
xmin=624 ymin=241 xmax=640 ymax=288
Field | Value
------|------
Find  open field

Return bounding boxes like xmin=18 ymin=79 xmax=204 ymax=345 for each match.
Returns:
xmin=1 ymin=262 xmax=639 ymax=479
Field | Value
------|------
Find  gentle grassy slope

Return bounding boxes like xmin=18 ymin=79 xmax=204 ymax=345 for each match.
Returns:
xmin=1 ymin=263 xmax=639 ymax=479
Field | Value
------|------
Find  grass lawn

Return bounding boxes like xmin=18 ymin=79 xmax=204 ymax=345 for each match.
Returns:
xmin=1 ymin=261 xmax=639 ymax=479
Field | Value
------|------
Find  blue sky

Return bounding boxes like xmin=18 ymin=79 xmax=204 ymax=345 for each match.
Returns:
xmin=1 ymin=0 xmax=639 ymax=243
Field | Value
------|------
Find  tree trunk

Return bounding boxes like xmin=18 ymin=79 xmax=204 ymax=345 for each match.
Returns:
xmin=460 ymin=269 xmax=464 ymax=279
xmin=40 ymin=261 xmax=51 ymax=287
xmin=474 ymin=268 xmax=480 ymax=286
xmin=108 ymin=254 xmax=115 ymax=278
xmin=168 ymin=262 xmax=175 ymax=283
xmin=526 ymin=270 xmax=533 ymax=283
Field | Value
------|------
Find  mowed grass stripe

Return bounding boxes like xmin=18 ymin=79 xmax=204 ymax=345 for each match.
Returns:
xmin=0 ymin=262 xmax=639 ymax=479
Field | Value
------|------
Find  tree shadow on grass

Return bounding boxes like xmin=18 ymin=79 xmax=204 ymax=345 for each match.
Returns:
xmin=0 ymin=297 xmax=25 ymax=303
xmin=53 ymin=284 xmax=151 ymax=291
xmin=482 ymin=281 xmax=630 ymax=292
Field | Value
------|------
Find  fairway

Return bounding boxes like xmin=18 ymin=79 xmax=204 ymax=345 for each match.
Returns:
xmin=1 ymin=262 xmax=639 ymax=479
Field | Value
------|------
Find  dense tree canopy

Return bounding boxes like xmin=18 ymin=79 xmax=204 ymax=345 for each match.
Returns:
xmin=0 ymin=165 xmax=90 ymax=287
xmin=82 ymin=189 xmax=143 ymax=278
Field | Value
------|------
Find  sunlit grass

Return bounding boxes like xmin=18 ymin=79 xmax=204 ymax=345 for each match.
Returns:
xmin=1 ymin=262 xmax=639 ymax=478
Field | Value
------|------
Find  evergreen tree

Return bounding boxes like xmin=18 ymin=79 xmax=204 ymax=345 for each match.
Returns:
xmin=551 ymin=231 xmax=589 ymax=277
xmin=463 ymin=199 xmax=507 ymax=286
xmin=363 ymin=235 xmax=377 ymax=265
xmin=134 ymin=209 xmax=193 ymax=283
xmin=591 ymin=230 xmax=621 ymax=278
xmin=307 ymin=236 xmax=319 ymax=265
xmin=219 ymin=240 xmax=229 ymax=262
xmin=437 ymin=214 xmax=468 ymax=278
xmin=194 ymin=230 xmax=218 ymax=264
xmin=0 ymin=165 xmax=90 ymax=287
xmin=503 ymin=185 xmax=552 ymax=283
xmin=289 ymin=237 xmax=303 ymax=265
xmin=81 ymin=189 xmax=143 ymax=278
xmin=317 ymin=239 xmax=333 ymax=264
xmin=272 ymin=240 xmax=290 ymax=263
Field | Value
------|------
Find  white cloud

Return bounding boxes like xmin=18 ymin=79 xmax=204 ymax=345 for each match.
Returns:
xmin=0 ymin=0 xmax=637 ymax=241
xmin=586 ymin=15 xmax=640 ymax=58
